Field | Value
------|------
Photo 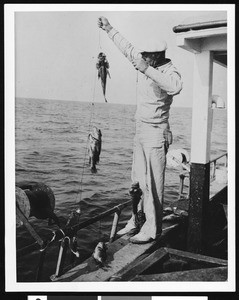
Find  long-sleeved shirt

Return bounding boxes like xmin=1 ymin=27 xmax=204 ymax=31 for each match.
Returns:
xmin=108 ymin=28 xmax=183 ymax=124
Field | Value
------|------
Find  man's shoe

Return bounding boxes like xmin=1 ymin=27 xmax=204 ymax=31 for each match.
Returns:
xmin=117 ymin=222 xmax=138 ymax=236
xmin=129 ymin=232 xmax=154 ymax=244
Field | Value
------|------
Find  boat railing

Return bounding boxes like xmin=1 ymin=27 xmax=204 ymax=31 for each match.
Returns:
xmin=17 ymin=198 xmax=132 ymax=281
xmin=178 ymin=152 xmax=228 ymax=199
xmin=210 ymin=152 xmax=228 ymax=182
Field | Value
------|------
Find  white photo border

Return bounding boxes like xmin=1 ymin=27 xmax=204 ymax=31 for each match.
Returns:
xmin=5 ymin=3 xmax=235 ymax=292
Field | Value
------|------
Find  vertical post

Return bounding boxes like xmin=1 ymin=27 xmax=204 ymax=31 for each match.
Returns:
xmin=225 ymin=154 xmax=228 ymax=167
xmin=109 ymin=210 xmax=121 ymax=243
xmin=50 ymin=238 xmax=69 ymax=280
xmin=70 ymin=237 xmax=78 ymax=264
xmin=35 ymin=248 xmax=47 ymax=282
xmin=178 ymin=173 xmax=185 ymax=199
xmin=187 ymin=50 xmax=213 ymax=254
xmin=212 ymin=161 xmax=216 ymax=180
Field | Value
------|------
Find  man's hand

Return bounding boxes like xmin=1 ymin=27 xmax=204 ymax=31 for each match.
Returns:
xmin=98 ymin=16 xmax=113 ymax=33
xmin=132 ymin=58 xmax=149 ymax=73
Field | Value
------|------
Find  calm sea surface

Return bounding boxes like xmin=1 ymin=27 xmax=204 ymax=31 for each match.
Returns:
xmin=15 ymin=98 xmax=227 ymax=281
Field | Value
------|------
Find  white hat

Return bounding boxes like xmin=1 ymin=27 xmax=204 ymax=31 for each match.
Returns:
xmin=138 ymin=39 xmax=167 ymax=52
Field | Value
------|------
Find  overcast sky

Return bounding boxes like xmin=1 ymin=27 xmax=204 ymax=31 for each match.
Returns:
xmin=15 ymin=7 xmax=228 ymax=107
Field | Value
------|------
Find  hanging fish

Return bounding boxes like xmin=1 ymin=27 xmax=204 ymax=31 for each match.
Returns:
xmin=96 ymin=52 xmax=111 ymax=103
xmin=88 ymin=126 xmax=102 ymax=173
xmin=92 ymin=241 xmax=107 ymax=265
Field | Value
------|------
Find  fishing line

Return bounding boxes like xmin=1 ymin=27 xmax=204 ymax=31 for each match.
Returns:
xmin=136 ymin=70 xmax=139 ymax=105
xmin=99 ymin=28 xmax=102 ymax=51
xmin=75 ymin=29 xmax=102 ymax=205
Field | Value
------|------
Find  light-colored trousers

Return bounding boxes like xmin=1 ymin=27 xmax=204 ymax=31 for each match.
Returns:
xmin=130 ymin=120 xmax=168 ymax=239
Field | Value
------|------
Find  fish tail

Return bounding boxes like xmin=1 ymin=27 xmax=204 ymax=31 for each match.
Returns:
xmin=102 ymin=80 xmax=106 ymax=96
xmin=94 ymin=259 xmax=103 ymax=267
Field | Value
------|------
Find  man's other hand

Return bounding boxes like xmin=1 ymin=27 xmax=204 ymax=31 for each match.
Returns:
xmin=132 ymin=58 xmax=149 ymax=73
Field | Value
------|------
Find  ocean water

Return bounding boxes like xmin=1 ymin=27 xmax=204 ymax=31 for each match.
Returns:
xmin=15 ymin=98 xmax=227 ymax=282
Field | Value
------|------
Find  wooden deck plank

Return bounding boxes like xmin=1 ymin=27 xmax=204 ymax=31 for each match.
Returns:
xmin=53 ymin=224 xmax=180 ymax=282
xmin=109 ymin=246 xmax=227 ymax=282
xmin=167 ymin=248 xmax=228 ymax=266
xmin=133 ymin=266 xmax=228 ymax=281
xmin=55 ymin=238 xmax=157 ymax=282
xmin=108 ymin=225 xmax=180 ymax=281
xmin=52 ymin=235 xmax=129 ymax=282
xmin=109 ymin=247 xmax=169 ymax=281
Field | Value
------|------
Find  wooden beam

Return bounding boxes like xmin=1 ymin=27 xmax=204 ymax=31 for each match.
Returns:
xmin=166 ymin=248 xmax=227 ymax=266
xmin=109 ymin=247 xmax=169 ymax=281
xmin=133 ymin=266 xmax=227 ymax=281
xmin=109 ymin=225 xmax=180 ymax=281
xmin=177 ymin=27 xmax=227 ymax=41
xmin=187 ymin=162 xmax=210 ymax=254
xmin=177 ymin=35 xmax=227 ymax=54
xmin=177 ymin=36 xmax=202 ymax=54
xmin=202 ymin=35 xmax=227 ymax=51
xmin=187 ymin=50 xmax=213 ymax=254
xmin=176 ymin=28 xmax=227 ymax=54
xmin=191 ymin=50 xmax=213 ymax=164
xmin=116 ymin=247 xmax=227 ymax=282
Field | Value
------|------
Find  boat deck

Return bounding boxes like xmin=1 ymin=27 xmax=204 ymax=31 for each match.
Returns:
xmin=210 ymin=180 xmax=227 ymax=199
xmin=53 ymin=217 xmax=227 ymax=282
xmin=52 ymin=222 xmax=181 ymax=282
xmin=52 ymin=179 xmax=227 ymax=282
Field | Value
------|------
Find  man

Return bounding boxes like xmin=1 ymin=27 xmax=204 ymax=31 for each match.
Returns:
xmin=98 ymin=16 xmax=183 ymax=244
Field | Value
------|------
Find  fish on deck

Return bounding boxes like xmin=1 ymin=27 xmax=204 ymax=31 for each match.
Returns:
xmin=88 ymin=126 xmax=102 ymax=173
xmin=96 ymin=52 xmax=111 ymax=103
xmin=92 ymin=241 xmax=107 ymax=265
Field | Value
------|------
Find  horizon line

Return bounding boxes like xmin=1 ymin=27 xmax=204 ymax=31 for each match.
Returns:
xmin=15 ymin=96 xmax=193 ymax=108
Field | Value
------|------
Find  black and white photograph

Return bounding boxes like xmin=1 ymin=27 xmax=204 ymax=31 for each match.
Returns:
xmin=4 ymin=3 xmax=235 ymax=293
